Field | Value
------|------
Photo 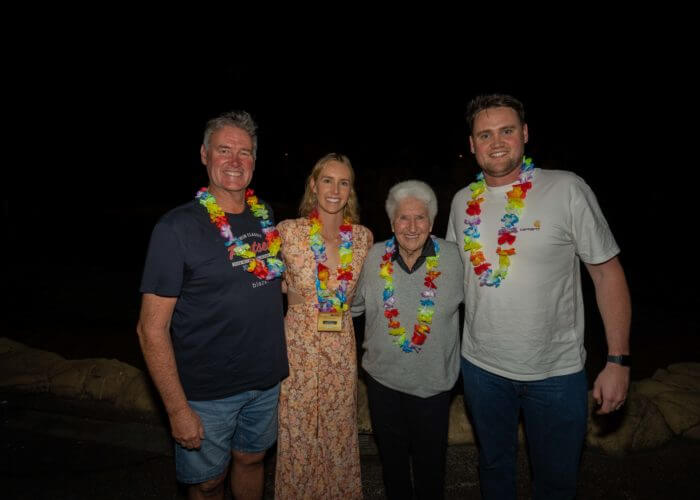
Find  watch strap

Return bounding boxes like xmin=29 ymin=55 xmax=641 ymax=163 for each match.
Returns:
xmin=607 ymin=354 xmax=631 ymax=366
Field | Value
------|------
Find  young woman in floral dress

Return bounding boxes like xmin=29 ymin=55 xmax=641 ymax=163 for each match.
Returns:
xmin=275 ymin=153 xmax=373 ymax=499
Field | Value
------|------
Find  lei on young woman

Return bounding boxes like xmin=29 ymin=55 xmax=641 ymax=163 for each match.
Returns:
xmin=196 ymin=187 xmax=284 ymax=280
xmin=308 ymin=209 xmax=353 ymax=313
xmin=463 ymin=156 xmax=534 ymax=287
xmin=379 ymin=236 xmax=440 ymax=353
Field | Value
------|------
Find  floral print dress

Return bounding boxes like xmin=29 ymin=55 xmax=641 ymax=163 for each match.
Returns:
xmin=275 ymin=217 xmax=373 ymax=500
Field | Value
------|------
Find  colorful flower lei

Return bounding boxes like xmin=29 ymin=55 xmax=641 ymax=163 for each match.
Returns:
xmin=196 ymin=187 xmax=284 ymax=280
xmin=379 ymin=236 xmax=440 ymax=353
xmin=308 ymin=209 xmax=353 ymax=313
xmin=463 ymin=156 xmax=534 ymax=287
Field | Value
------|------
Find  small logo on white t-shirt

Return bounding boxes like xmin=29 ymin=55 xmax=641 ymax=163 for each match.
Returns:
xmin=520 ymin=220 xmax=541 ymax=232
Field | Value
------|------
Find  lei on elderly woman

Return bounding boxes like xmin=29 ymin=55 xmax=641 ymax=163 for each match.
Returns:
xmin=352 ymin=180 xmax=464 ymax=500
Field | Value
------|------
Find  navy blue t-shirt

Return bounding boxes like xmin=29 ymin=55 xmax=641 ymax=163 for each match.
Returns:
xmin=140 ymin=199 xmax=288 ymax=401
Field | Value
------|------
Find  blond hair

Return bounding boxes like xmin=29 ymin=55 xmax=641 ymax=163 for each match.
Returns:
xmin=298 ymin=153 xmax=360 ymax=223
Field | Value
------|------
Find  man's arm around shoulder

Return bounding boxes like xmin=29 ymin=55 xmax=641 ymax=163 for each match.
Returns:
xmin=136 ymin=293 xmax=204 ymax=448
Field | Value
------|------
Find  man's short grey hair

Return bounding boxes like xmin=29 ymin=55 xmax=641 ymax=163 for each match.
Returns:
xmin=385 ymin=180 xmax=438 ymax=223
xmin=203 ymin=110 xmax=258 ymax=158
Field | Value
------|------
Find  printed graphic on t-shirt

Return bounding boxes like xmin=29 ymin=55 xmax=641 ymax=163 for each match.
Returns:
xmin=227 ymin=230 xmax=275 ymax=289
xmin=227 ymin=232 xmax=269 ymax=260
xmin=231 ymin=253 xmax=273 ymax=268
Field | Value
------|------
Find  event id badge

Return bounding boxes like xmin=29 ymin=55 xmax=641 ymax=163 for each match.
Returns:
xmin=317 ymin=311 xmax=343 ymax=332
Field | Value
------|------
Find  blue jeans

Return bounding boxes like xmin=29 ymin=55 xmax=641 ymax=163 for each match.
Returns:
xmin=461 ymin=358 xmax=587 ymax=500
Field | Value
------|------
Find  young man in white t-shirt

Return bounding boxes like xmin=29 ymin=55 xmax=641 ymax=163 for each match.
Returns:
xmin=446 ymin=94 xmax=631 ymax=500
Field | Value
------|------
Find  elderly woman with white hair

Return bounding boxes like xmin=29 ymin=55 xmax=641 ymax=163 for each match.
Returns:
xmin=352 ymin=180 xmax=464 ymax=500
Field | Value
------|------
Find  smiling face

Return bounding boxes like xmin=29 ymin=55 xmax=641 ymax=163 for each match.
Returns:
xmin=469 ymin=106 xmax=528 ymax=186
xmin=391 ymin=196 xmax=433 ymax=260
xmin=310 ymin=160 xmax=352 ymax=216
xmin=200 ymin=125 xmax=255 ymax=197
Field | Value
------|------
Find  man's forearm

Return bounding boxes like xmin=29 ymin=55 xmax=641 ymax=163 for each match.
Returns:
xmin=587 ymin=257 xmax=631 ymax=355
xmin=137 ymin=324 xmax=189 ymax=415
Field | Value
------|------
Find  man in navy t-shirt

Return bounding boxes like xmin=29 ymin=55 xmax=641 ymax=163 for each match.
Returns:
xmin=137 ymin=110 xmax=288 ymax=500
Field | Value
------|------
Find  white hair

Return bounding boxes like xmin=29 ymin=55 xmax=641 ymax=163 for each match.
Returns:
xmin=385 ymin=180 xmax=438 ymax=223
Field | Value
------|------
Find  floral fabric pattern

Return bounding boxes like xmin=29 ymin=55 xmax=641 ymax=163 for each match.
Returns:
xmin=275 ymin=218 xmax=372 ymax=500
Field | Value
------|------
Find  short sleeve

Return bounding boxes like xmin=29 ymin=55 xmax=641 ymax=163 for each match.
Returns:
xmin=139 ymin=219 xmax=185 ymax=297
xmin=446 ymin=199 xmax=457 ymax=243
xmin=570 ymin=177 xmax=620 ymax=264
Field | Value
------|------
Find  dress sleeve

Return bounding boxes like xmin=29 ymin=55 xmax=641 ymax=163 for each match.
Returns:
xmin=279 ymin=219 xmax=298 ymax=257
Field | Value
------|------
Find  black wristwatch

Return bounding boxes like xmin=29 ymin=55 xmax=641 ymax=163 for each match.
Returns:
xmin=607 ymin=354 xmax=631 ymax=366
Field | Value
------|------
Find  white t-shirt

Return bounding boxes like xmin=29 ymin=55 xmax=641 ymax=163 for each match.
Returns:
xmin=446 ymin=168 xmax=620 ymax=380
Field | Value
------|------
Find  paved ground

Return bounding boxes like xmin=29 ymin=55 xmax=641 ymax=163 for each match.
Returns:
xmin=2 ymin=393 xmax=699 ymax=499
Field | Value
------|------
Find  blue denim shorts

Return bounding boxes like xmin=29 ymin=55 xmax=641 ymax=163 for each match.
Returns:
xmin=175 ymin=383 xmax=280 ymax=484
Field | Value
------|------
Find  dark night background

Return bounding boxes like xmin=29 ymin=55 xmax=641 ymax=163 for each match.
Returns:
xmin=3 ymin=40 xmax=698 ymax=381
